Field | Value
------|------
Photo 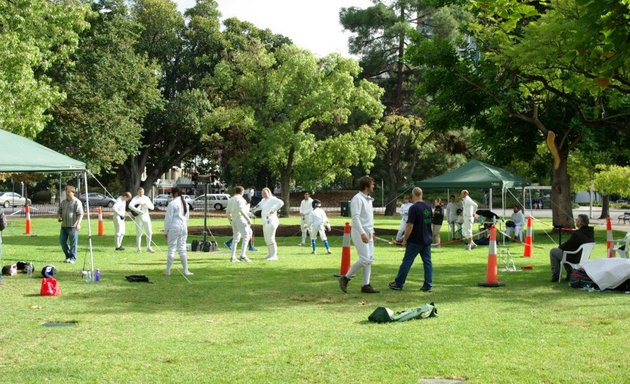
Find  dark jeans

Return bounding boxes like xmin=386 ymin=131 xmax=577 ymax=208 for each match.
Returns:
xmin=394 ymin=241 xmax=432 ymax=289
xmin=60 ymin=227 xmax=78 ymax=260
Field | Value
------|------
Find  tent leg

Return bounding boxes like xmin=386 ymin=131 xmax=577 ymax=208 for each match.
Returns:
xmin=83 ymin=172 xmax=94 ymax=275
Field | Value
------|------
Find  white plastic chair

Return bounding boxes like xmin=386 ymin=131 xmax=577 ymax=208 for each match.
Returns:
xmin=559 ymin=242 xmax=595 ymax=282
xmin=613 ymin=233 xmax=630 ymax=258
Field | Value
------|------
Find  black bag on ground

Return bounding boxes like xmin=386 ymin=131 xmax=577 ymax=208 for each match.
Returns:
xmin=125 ymin=275 xmax=151 ymax=283
xmin=191 ymin=239 xmax=217 ymax=252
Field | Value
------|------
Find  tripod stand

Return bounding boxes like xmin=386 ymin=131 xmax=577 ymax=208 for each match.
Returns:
xmin=498 ymin=221 xmax=518 ymax=272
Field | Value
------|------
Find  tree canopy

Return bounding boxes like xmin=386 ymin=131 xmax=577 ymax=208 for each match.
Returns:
xmin=0 ymin=0 xmax=89 ymax=137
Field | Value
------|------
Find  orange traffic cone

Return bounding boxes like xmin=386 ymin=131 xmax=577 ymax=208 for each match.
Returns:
xmin=97 ymin=207 xmax=104 ymax=236
xmin=606 ymin=216 xmax=613 ymax=258
xmin=334 ymin=222 xmax=352 ymax=277
xmin=522 ymin=215 xmax=533 ymax=258
xmin=479 ymin=225 xmax=505 ymax=287
xmin=25 ymin=204 xmax=32 ymax=235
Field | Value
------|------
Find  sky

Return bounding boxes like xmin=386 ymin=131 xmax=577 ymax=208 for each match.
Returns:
xmin=174 ymin=0 xmax=373 ymax=57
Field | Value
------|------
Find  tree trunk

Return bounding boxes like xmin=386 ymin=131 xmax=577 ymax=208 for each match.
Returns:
xmin=394 ymin=5 xmax=406 ymax=111
xmin=278 ymin=146 xmax=295 ymax=217
xmin=551 ymin=143 xmax=575 ymax=228
xmin=279 ymin=171 xmax=291 ymax=218
xmin=120 ymin=155 xmax=145 ymax=193
xmin=598 ymin=195 xmax=610 ymax=219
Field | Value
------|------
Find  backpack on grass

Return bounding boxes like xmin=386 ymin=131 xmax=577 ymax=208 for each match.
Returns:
xmin=569 ymin=268 xmax=598 ymax=289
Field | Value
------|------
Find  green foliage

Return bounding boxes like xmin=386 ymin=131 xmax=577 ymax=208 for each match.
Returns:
xmin=39 ymin=0 xmax=163 ymax=175
xmin=593 ymin=164 xmax=630 ymax=197
xmin=213 ymin=41 xmax=384 ymax=193
xmin=0 ymin=0 xmax=90 ymax=137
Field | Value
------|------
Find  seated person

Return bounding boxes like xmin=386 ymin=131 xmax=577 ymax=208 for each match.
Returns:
xmin=505 ymin=205 xmax=525 ymax=241
xmin=548 ymin=214 xmax=594 ymax=282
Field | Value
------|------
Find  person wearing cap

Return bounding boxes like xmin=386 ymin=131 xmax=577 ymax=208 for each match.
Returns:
xmin=251 ymin=187 xmax=284 ymax=261
xmin=309 ymin=199 xmax=332 ymax=255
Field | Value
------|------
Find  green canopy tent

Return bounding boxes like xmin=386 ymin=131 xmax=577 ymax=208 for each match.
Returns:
xmin=417 ymin=159 xmax=530 ymax=216
xmin=0 ymin=128 xmax=96 ymax=273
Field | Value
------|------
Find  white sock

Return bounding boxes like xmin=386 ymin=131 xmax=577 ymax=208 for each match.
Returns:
xmin=362 ymin=264 xmax=371 ymax=286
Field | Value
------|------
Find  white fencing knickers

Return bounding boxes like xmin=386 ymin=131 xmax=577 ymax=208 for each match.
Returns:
xmin=345 ymin=230 xmax=375 ymax=286
xmin=263 ymin=214 xmax=280 ymax=258
xmin=133 ymin=213 xmax=153 ymax=251
xmin=230 ymin=220 xmax=252 ymax=259
xmin=166 ymin=225 xmax=190 ymax=274
xmin=113 ymin=216 xmax=125 ymax=248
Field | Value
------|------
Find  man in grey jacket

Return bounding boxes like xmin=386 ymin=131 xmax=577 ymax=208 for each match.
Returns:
xmin=58 ymin=185 xmax=84 ymax=263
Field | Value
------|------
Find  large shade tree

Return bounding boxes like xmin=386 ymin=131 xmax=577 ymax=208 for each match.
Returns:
xmin=341 ymin=0 xmax=471 ymax=214
xmin=408 ymin=0 xmax=630 ymax=227
xmin=211 ymin=42 xmax=384 ymax=215
xmin=39 ymin=0 xmax=163 ymax=175
xmin=117 ymin=0 xmax=226 ymax=191
xmin=0 ymin=0 xmax=89 ymax=137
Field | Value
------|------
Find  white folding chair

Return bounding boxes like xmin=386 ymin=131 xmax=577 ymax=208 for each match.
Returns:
xmin=560 ymin=242 xmax=595 ymax=282
xmin=613 ymin=233 xmax=630 ymax=258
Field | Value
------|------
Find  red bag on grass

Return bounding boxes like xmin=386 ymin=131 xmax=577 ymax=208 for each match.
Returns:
xmin=40 ymin=277 xmax=61 ymax=296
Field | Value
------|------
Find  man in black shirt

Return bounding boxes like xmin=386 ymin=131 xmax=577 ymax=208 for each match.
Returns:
xmin=549 ymin=214 xmax=595 ymax=282
xmin=389 ymin=187 xmax=434 ymax=292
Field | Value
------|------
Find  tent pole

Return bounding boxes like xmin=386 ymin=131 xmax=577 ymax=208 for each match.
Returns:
xmin=489 ymin=188 xmax=493 ymax=211
xmin=83 ymin=171 xmax=94 ymax=275
xmin=502 ymin=187 xmax=506 ymax=218
xmin=59 ymin=173 xmax=62 ymax=204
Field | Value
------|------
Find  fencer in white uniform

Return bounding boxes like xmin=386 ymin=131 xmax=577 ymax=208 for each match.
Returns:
xmin=129 ymin=187 xmax=155 ymax=253
xmin=299 ymin=192 xmax=314 ymax=246
xmin=460 ymin=189 xmax=478 ymax=250
xmin=506 ymin=205 xmax=525 ymax=241
xmin=445 ymin=194 xmax=462 ymax=240
xmin=251 ymin=187 xmax=284 ymax=261
xmin=226 ymin=186 xmax=252 ymax=263
xmin=163 ymin=187 xmax=193 ymax=276
xmin=113 ymin=192 xmax=131 ymax=250
xmin=338 ymin=176 xmax=379 ymax=294
xmin=395 ymin=195 xmax=412 ymax=242
xmin=310 ymin=199 xmax=332 ymax=254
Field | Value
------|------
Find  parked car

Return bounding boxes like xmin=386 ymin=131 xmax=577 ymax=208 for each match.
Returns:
xmin=192 ymin=194 xmax=230 ymax=211
xmin=182 ymin=195 xmax=194 ymax=210
xmin=153 ymin=194 xmax=171 ymax=207
xmin=78 ymin=193 xmax=115 ymax=208
xmin=0 ymin=192 xmax=31 ymax=208
xmin=154 ymin=194 xmax=194 ymax=210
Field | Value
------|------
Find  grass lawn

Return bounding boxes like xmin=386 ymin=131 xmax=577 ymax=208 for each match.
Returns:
xmin=0 ymin=215 xmax=628 ymax=384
